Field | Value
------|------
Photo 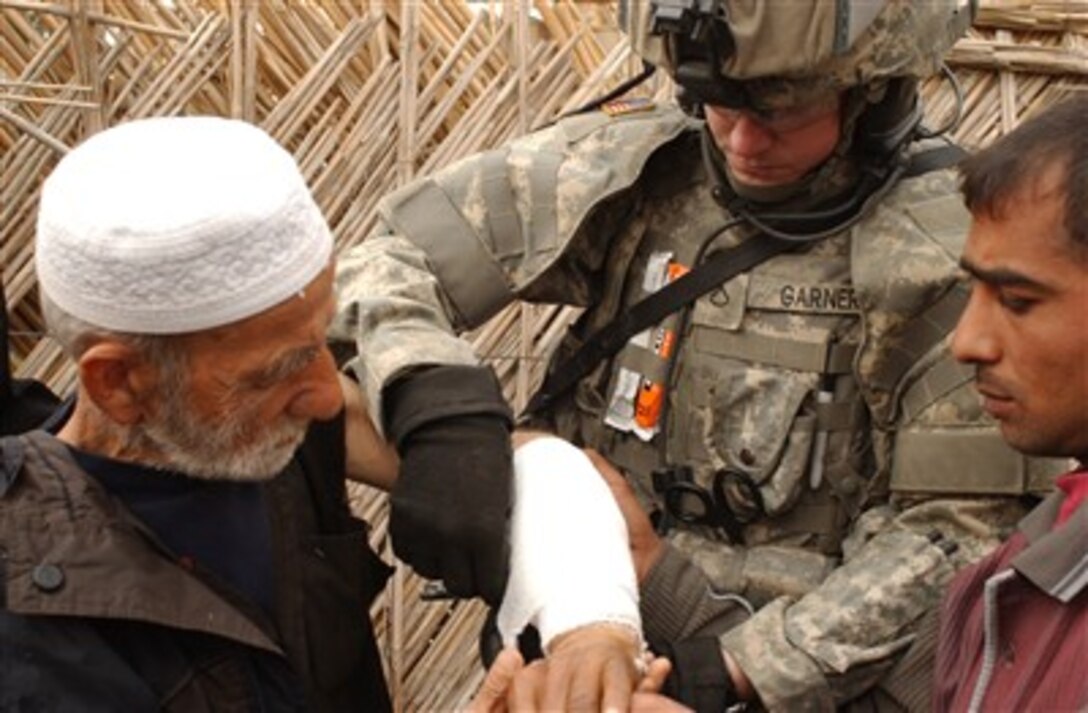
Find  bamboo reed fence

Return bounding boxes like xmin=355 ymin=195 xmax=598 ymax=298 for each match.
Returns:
xmin=1 ymin=1 xmax=1086 ymax=710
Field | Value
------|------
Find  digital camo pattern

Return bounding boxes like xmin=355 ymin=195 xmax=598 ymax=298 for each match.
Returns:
xmin=626 ymin=0 xmax=973 ymax=110
xmin=719 ymin=496 xmax=1026 ymax=710
xmin=670 ymin=530 xmax=837 ymax=607
xmin=852 ymin=168 xmax=974 ymax=427
xmin=425 ymin=106 xmax=693 ymax=289
xmin=331 ymin=231 xmax=479 ymax=432
xmin=335 ymin=105 xmax=1041 ymax=707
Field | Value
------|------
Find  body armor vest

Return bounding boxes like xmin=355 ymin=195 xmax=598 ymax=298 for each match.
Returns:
xmin=550 ymin=133 xmax=866 ymax=579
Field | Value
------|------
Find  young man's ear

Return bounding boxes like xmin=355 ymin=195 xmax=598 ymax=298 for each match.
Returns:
xmin=77 ymin=342 xmax=158 ymax=425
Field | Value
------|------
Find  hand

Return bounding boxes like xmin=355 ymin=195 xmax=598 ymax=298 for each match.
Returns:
xmin=585 ymin=449 xmax=666 ymax=583
xmin=384 ymin=365 xmax=513 ymax=604
xmin=506 ymin=624 xmax=643 ymax=712
xmin=465 ymin=648 xmax=524 ymax=713
xmin=494 ymin=631 xmax=677 ymax=712
xmin=631 ymin=693 xmax=695 ymax=712
xmin=504 ymin=627 xmax=639 ymax=709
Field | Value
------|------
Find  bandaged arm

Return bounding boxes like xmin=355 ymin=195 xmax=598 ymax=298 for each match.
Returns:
xmin=497 ymin=435 xmax=642 ymax=651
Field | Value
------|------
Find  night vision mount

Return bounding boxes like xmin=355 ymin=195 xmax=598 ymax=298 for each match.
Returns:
xmin=649 ymin=0 xmax=750 ymax=109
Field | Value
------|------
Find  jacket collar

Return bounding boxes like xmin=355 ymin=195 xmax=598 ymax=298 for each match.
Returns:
xmin=0 ymin=430 xmax=282 ymax=654
xmin=1011 ymin=489 xmax=1088 ymax=603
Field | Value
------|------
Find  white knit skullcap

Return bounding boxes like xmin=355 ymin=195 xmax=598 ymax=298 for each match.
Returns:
xmin=35 ymin=116 xmax=332 ymax=334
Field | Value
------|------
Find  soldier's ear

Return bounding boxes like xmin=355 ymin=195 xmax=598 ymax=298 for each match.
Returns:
xmin=77 ymin=341 xmax=158 ymax=425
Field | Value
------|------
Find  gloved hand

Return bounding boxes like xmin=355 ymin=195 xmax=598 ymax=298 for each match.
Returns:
xmin=383 ymin=364 xmax=513 ymax=605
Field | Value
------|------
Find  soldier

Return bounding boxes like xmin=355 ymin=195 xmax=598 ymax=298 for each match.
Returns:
xmin=333 ymin=1 xmax=1061 ymax=709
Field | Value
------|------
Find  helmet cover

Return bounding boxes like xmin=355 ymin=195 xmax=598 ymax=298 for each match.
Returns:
xmin=624 ymin=0 xmax=975 ymax=112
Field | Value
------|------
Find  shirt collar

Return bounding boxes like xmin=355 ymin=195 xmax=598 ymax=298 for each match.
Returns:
xmin=1012 ymin=485 xmax=1088 ymax=603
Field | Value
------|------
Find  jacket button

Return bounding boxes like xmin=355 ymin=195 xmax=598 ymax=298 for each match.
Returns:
xmin=32 ymin=563 xmax=65 ymax=592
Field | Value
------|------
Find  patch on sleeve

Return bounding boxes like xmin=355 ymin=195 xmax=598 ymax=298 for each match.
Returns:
xmin=601 ymin=96 xmax=656 ymax=117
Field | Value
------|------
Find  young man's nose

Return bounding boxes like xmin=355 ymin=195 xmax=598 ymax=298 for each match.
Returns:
xmin=952 ymin=288 xmax=1001 ymax=366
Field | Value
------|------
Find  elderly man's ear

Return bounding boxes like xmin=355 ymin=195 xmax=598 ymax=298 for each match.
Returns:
xmin=77 ymin=341 xmax=159 ymax=425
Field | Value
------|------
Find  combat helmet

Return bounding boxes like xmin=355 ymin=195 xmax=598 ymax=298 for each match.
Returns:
xmin=624 ymin=0 xmax=973 ymax=117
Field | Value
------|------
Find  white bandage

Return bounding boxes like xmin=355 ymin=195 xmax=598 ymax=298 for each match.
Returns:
xmin=497 ymin=436 xmax=641 ymax=651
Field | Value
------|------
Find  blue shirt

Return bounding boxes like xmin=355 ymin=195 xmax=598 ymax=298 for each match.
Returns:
xmin=70 ymin=447 xmax=276 ymax=617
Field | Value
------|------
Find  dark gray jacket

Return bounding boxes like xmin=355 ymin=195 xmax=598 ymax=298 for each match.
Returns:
xmin=0 ymin=417 xmax=391 ymax=712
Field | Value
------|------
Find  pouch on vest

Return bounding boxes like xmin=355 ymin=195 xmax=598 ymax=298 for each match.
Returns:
xmin=605 ymin=251 xmax=689 ymax=441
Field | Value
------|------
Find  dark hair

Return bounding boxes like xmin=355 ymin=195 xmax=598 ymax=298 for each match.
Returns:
xmin=960 ymin=93 xmax=1087 ymax=253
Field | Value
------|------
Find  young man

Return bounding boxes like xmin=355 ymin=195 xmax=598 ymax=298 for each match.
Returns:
xmin=933 ymin=94 xmax=1088 ymax=711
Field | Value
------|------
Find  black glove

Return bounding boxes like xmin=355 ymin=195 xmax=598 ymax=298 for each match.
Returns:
xmin=661 ymin=637 xmax=742 ymax=713
xmin=383 ymin=364 xmax=513 ymax=605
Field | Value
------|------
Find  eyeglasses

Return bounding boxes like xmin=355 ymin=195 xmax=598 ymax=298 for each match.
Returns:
xmin=653 ymin=465 xmax=765 ymax=544
xmin=705 ymin=98 xmax=841 ymax=135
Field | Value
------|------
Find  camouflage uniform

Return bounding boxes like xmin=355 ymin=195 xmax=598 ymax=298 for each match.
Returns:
xmin=334 ymin=2 xmax=1062 ymax=709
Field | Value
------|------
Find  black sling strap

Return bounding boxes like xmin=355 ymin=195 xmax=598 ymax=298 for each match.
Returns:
xmin=525 ymin=232 xmax=791 ymax=415
xmin=523 ymin=143 xmax=968 ymax=417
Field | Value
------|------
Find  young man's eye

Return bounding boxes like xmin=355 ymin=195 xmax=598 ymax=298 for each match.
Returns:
xmin=998 ymin=291 xmax=1036 ymax=314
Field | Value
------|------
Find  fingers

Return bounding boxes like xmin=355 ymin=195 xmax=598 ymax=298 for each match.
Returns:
xmin=539 ymin=655 xmax=577 ymax=712
xmin=508 ymin=658 xmax=548 ymax=712
xmin=599 ymin=654 xmax=639 ymax=713
xmin=631 ymin=692 xmax=695 ymax=712
xmin=637 ymin=657 xmax=672 ymax=693
xmin=467 ymin=648 xmax=524 ymax=713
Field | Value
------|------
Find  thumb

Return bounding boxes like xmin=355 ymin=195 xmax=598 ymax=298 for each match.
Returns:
xmin=637 ymin=657 xmax=672 ymax=693
xmin=466 ymin=647 xmax=524 ymax=713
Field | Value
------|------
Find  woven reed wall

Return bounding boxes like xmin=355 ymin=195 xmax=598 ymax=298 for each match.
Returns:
xmin=2 ymin=1 xmax=1086 ymax=710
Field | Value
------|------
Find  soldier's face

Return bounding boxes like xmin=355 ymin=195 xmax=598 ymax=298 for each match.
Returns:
xmin=952 ymin=166 xmax=1088 ymax=462
xmin=704 ymin=96 xmax=842 ymax=187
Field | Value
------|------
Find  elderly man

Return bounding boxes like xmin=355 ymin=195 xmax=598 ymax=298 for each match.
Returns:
xmin=0 ymin=117 xmax=399 ymax=711
xmin=932 ymin=95 xmax=1088 ymax=711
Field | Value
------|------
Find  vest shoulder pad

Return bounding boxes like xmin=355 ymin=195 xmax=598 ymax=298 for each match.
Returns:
xmin=379 ymin=103 xmax=695 ymax=265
